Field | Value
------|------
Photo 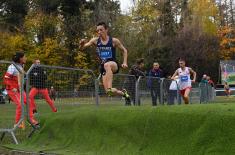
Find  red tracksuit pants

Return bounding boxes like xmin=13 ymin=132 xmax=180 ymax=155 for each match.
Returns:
xmin=29 ymin=88 xmax=57 ymax=112
xmin=7 ymin=90 xmax=37 ymax=124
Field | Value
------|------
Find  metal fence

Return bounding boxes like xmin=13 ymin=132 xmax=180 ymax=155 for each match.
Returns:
xmin=199 ymin=83 xmax=215 ymax=103
xmin=134 ymin=77 xmax=215 ymax=106
xmin=97 ymin=74 xmax=136 ymax=105
xmin=162 ymin=78 xmax=181 ymax=105
xmin=0 ymin=62 xmax=216 ymax=144
xmin=136 ymin=77 xmax=163 ymax=106
xmin=25 ymin=64 xmax=97 ymax=128
xmin=106 ymin=75 xmax=216 ymax=106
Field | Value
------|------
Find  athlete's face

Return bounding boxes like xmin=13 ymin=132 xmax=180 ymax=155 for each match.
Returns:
xmin=96 ymin=25 xmax=108 ymax=38
xmin=179 ymin=60 xmax=185 ymax=68
xmin=20 ymin=55 xmax=27 ymax=64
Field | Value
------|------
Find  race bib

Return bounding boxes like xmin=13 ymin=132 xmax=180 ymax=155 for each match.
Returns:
xmin=99 ymin=50 xmax=112 ymax=60
xmin=180 ymin=76 xmax=188 ymax=82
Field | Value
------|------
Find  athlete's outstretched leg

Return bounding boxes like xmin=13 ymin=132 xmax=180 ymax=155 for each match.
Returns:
xmin=103 ymin=61 xmax=131 ymax=104
xmin=23 ymin=92 xmax=38 ymax=125
xmin=7 ymin=90 xmax=38 ymax=128
xmin=40 ymin=89 xmax=57 ymax=112
xmin=103 ymin=62 xmax=119 ymax=93
xmin=29 ymin=88 xmax=38 ymax=112
xmin=7 ymin=91 xmax=22 ymax=124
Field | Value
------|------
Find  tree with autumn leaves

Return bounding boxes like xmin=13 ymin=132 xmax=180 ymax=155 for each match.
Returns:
xmin=219 ymin=26 xmax=235 ymax=60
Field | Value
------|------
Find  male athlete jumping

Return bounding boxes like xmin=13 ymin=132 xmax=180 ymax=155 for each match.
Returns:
xmin=79 ymin=22 xmax=131 ymax=104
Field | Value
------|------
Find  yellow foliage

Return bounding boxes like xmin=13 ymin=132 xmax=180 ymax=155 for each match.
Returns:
xmin=75 ymin=51 xmax=88 ymax=69
xmin=189 ymin=0 xmax=219 ymax=34
xmin=39 ymin=38 xmax=67 ymax=65
xmin=24 ymin=11 xmax=60 ymax=40
xmin=132 ymin=0 xmax=160 ymax=35
xmin=0 ymin=32 xmax=30 ymax=60
xmin=218 ymin=26 xmax=235 ymax=60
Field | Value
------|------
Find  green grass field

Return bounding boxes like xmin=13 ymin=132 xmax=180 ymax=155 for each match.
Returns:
xmin=1 ymin=97 xmax=235 ymax=155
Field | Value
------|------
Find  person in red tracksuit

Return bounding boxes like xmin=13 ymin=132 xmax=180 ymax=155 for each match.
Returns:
xmin=29 ymin=59 xmax=57 ymax=113
xmin=3 ymin=52 xmax=38 ymax=128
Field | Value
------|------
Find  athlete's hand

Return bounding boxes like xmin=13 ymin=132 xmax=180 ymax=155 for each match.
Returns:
xmin=12 ymin=88 xmax=17 ymax=93
xmin=191 ymin=80 xmax=196 ymax=83
xmin=79 ymin=39 xmax=87 ymax=49
xmin=121 ymin=63 xmax=128 ymax=69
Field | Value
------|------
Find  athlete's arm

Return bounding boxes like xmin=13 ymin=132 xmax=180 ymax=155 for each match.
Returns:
xmin=171 ymin=70 xmax=178 ymax=80
xmin=189 ymin=68 xmax=196 ymax=82
xmin=113 ymin=38 xmax=128 ymax=68
xmin=79 ymin=38 xmax=97 ymax=50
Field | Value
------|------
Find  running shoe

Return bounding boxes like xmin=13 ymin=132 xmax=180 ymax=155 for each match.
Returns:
xmin=122 ymin=89 xmax=131 ymax=105
xmin=107 ymin=88 xmax=113 ymax=97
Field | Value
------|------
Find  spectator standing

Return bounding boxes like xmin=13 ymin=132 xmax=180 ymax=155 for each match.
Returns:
xmin=125 ymin=58 xmax=145 ymax=105
xmin=200 ymin=74 xmax=209 ymax=102
xmin=224 ymin=82 xmax=231 ymax=96
xmin=147 ymin=62 xmax=164 ymax=106
xmin=29 ymin=59 xmax=57 ymax=113
xmin=200 ymin=74 xmax=208 ymax=84
xmin=168 ymin=76 xmax=181 ymax=105
xmin=207 ymin=76 xmax=214 ymax=88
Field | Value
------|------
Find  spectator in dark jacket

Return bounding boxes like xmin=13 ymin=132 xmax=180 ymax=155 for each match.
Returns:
xmin=124 ymin=58 xmax=145 ymax=105
xmin=129 ymin=58 xmax=145 ymax=79
xmin=29 ymin=59 xmax=57 ymax=113
xmin=200 ymin=74 xmax=208 ymax=84
xmin=148 ymin=62 xmax=164 ymax=106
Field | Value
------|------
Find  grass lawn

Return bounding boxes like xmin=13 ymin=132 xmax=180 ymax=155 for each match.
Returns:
xmin=0 ymin=96 xmax=235 ymax=155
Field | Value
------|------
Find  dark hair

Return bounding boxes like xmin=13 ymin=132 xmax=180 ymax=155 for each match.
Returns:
xmin=97 ymin=22 xmax=108 ymax=29
xmin=178 ymin=57 xmax=186 ymax=62
xmin=136 ymin=58 xmax=144 ymax=65
xmin=12 ymin=52 xmax=25 ymax=63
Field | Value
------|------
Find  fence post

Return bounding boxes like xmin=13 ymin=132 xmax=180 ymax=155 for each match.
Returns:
xmin=199 ymin=83 xmax=202 ymax=104
xmin=135 ymin=77 xmax=141 ymax=106
xmin=207 ymin=83 xmax=209 ymax=103
xmin=160 ymin=78 xmax=164 ymax=105
xmin=95 ymin=76 xmax=100 ymax=106
xmin=175 ymin=80 xmax=180 ymax=105
xmin=26 ymin=64 xmax=33 ymax=126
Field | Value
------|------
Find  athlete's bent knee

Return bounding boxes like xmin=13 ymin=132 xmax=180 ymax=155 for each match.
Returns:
xmin=104 ymin=63 xmax=111 ymax=69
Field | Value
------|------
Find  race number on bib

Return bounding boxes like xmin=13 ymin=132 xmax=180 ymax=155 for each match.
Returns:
xmin=99 ymin=51 xmax=112 ymax=60
xmin=180 ymin=76 xmax=189 ymax=82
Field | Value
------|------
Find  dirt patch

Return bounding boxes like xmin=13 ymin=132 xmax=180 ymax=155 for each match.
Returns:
xmin=0 ymin=146 xmax=10 ymax=155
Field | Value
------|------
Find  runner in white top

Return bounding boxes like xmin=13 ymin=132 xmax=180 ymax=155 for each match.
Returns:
xmin=171 ymin=58 xmax=196 ymax=104
xmin=6 ymin=63 xmax=23 ymax=76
